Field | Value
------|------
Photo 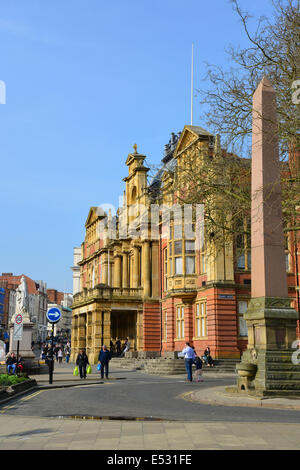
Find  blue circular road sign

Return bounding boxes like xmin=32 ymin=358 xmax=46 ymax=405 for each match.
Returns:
xmin=47 ymin=307 xmax=61 ymax=323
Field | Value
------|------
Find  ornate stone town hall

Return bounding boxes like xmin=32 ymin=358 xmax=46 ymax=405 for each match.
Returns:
xmin=71 ymin=124 xmax=299 ymax=364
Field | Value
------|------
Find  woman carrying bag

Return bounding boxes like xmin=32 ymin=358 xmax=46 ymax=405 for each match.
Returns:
xmin=75 ymin=349 xmax=89 ymax=379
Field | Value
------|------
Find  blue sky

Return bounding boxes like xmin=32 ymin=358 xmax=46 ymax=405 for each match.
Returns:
xmin=0 ymin=0 xmax=273 ymax=291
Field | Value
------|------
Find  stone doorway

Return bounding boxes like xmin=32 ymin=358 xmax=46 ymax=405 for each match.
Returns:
xmin=110 ymin=310 xmax=137 ymax=351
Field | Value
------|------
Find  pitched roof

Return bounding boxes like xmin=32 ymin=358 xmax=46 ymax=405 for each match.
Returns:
xmin=185 ymin=125 xmax=213 ymax=137
xmin=0 ymin=274 xmax=39 ymax=295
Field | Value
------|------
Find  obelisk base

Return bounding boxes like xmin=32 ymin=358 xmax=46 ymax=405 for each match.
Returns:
xmin=236 ymin=297 xmax=300 ymax=397
xmin=9 ymin=311 xmax=38 ymax=370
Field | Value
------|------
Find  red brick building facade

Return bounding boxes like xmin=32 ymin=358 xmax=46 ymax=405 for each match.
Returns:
xmin=71 ymin=125 xmax=300 ymax=362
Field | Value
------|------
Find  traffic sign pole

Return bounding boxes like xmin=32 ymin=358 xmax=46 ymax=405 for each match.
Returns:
xmin=16 ymin=341 xmax=19 ymax=375
xmin=14 ymin=314 xmax=23 ymax=375
xmin=46 ymin=307 xmax=61 ymax=385
xmin=49 ymin=322 xmax=55 ymax=384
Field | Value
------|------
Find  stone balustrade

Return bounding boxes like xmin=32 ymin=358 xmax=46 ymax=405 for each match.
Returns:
xmin=72 ymin=285 xmax=143 ymax=306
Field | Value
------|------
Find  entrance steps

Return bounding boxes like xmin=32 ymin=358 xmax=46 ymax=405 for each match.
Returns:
xmin=110 ymin=357 xmax=239 ymax=375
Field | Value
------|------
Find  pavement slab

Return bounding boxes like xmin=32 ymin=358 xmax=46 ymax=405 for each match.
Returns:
xmin=0 ymin=413 xmax=299 ymax=449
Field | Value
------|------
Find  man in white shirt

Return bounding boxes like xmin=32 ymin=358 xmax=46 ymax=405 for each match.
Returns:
xmin=181 ymin=342 xmax=195 ymax=382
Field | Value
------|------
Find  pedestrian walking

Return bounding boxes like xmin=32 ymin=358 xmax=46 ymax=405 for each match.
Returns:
xmin=54 ymin=344 xmax=59 ymax=362
xmin=98 ymin=345 xmax=111 ymax=379
xmin=45 ymin=346 xmax=55 ymax=382
xmin=58 ymin=348 xmax=63 ymax=364
xmin=65 ymin=344 xmax=71 ymax=363
xmin=76 ymin=349 xmax=89 ymax=379
xmin=40 ymin=343 xmax=46 ymax=360
xmin=181 ymin=342 xmax=195 ymax=382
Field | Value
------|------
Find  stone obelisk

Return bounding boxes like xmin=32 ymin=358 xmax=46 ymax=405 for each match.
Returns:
xmin=236 ymin=77 xmax=299 ymax=396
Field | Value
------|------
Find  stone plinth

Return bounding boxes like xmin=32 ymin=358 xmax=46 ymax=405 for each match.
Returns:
xmin=9 ymin=311 xmax=36 ymax=366
xmin=239 ymin=297 xmax=299 ymax=395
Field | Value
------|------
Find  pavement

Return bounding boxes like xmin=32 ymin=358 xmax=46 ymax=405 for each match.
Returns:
xmin=1 ymin=361 xmax=300 ymax=450
xmin=1 ymin=413 xmax=300 ymax=450
xmin=181 ymin=386 xmax=300 ymax=411
xmin=30 ymin=362 xmax=110 ymax=389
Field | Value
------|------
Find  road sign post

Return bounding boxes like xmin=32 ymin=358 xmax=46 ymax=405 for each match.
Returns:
xmin=13 ymin=313 xmax=23 ymax=373
xmin=46 ymin=308 xmax=61 ymax=384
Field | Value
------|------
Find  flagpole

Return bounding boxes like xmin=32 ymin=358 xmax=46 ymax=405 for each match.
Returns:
xmin=191 ymin=42 xmax=194 ymax=125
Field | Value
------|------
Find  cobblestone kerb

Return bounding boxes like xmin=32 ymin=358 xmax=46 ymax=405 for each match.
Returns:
xmin=180 ymin=386 xmax=300 ymax=410
xmin=0 ymin=379 xmax=37 ymax=404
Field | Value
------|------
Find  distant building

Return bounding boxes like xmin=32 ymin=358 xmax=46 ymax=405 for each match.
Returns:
xmin=0 ymin=273 xmax=48 ymax=342
xmin=47 ymin=289 xmax=64 ymax=305
xmin=46 ymin=290 xmax=73 ymax=338
xmin=71 ymin=247 xmax=81 ymax=295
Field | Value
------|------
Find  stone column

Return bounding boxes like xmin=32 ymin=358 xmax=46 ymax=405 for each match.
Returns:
xmin=122 ymin=253 xmax=129 ymax=288
xmin=132 ymin=246 xmax=140 ymax=288
xmin=78 ymin=313 xmax=87 ymax=350
xmin=71 ymin=314 xmax=79 ymax=361
xmin=142 ymin=241 xmax=151 ymax=297
xmin=151 ymin=241 xmax=159 ymax=297
xmin=108 ymin=258 xmax=113 ymax=286
xmin=102 ymin=254 xmax=108 ymax=285
xmin=114 ymin=255 xmax=122 ymax=288
xmin=103 ymin=310 xmax=111 ymax=347
xmin=136 ymin=309 xmax=143 ymax=351
xmin=91 ymin=309 xmax=102 ymax=363
xmin=86 ymin=311 xmax=92 ymax=357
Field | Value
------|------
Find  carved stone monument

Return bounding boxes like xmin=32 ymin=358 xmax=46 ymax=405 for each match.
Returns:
xmin=9 ymin=276 xmax=36 ymax=364
xmin=236 ymin=77 xmax=300 ymax=396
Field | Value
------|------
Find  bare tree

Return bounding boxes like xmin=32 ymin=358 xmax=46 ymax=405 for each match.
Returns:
xmin=156 ymin=1 xmax=299 ymax=269
xmin=199 ymin=0 xmax=300 ymax=160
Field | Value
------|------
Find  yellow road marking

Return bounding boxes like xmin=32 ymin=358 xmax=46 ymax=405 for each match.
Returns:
xmin=76 ymin=382 xmax=114 ymax=389
xmin=0 ymin=404 xmax=16 ymax=414
xmin=20 ymin=390 xmax=45 ymax=401
xmin=0 ymin=390 xmax=45 ymax=413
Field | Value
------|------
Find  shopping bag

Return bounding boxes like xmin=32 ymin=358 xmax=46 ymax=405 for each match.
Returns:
xmin=73 ymin=366 xmax=79 ymax=376
xmin=97 ymin=363 xmax=101 ymax=371
xmin=86 ymin=365 xmax=92 ymax=374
